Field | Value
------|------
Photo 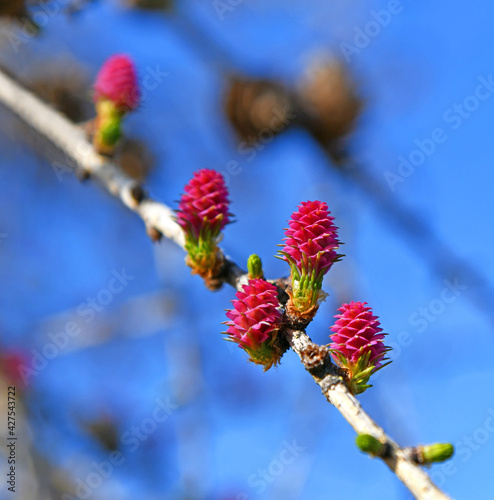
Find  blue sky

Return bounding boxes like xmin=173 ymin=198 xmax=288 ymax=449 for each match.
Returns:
xmin=1 ymin=1 xmax=493 ymax=499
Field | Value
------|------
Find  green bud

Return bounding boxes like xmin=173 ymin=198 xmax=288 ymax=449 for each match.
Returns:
xmin=355 ymin=434 xmax=387 ymax=456
xmin=98 ymin=116 xmax=122 ymax=147
xmin=247 ymin=254 xmax=263 ymax=279
xmin=420 ymin=443 xmax=454 ymax=464
xmin=94 ymin=99 xmax=124 ymax=154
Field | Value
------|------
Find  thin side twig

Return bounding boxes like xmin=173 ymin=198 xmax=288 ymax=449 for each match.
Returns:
xmin=0 ymin=68 xmax=451 ymax=500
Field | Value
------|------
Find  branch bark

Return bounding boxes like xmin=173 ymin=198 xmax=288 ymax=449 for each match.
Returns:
xmin=0 ymin=68 xmax=452 ymax=500
xmin=284 ymin=328 xmax=450 ymax=499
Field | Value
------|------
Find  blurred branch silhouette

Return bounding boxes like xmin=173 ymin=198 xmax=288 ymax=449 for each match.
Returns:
xmin=0 ymin=67 xmax=451 ymax=500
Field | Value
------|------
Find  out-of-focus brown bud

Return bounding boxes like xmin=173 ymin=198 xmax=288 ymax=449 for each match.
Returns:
xmin=0 ymin=0 xmax=28 ymax=20
xmin=27 ymin=59 xmax=93 ymax=123
xmin=117 ymin=138 xmax=154 ymax=182
xmin=0 ymin=0 xmax=41 ymax=34
xmin=296 ymin=59 xmax=362 ymax=159
xmin=224 ymin=76 xmax=294 ymax=145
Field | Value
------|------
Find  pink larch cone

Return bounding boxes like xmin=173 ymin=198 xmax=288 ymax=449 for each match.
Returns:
xmin=94 ymin=54 xmax=140 ymax=112
xmin=278 ymin=200 xmax=341 ymax=322
xmin=225 ymin=279 xmax=283 ymax=370
xmin=92 ymin=55 xmax=140 ymax=154
xmin=329 ymin=301 xmax=391 ymax=394
xmin=177 ymin=169 xmax=231 ymax=240
xmin=177 ymin=169 xmax=232 ymax=287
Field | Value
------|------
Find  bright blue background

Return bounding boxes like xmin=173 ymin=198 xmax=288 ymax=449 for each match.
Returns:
xmin=1 ymin=1 xmax=493 ymax=499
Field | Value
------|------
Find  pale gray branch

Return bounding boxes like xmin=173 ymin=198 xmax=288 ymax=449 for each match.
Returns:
xmin=0 ymin=69 xmax=184 ymax=248
xmin=284 ymin=328 xmax=450 ymax=500
xmin=0 ymin=67 xmax=451 ymax=500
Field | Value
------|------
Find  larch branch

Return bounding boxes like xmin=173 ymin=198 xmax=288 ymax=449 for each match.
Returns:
xmin=0 ymin=67 xmax=451 ymax=500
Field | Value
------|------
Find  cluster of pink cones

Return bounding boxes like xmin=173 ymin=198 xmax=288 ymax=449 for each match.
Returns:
xmin=91 ymin=55 xmax=391 ymax=391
